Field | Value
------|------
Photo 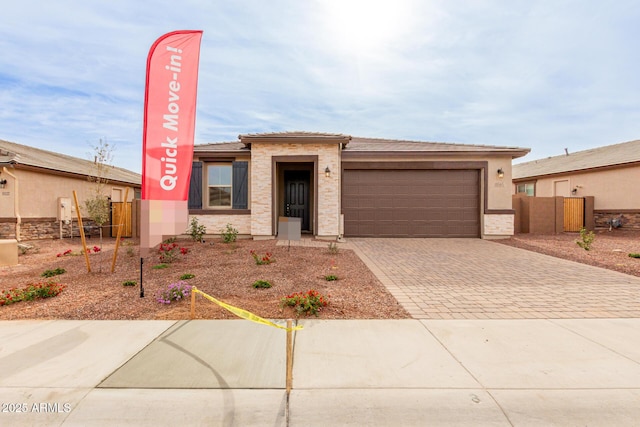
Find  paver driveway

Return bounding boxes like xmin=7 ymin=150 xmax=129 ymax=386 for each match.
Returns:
xmin=349 ymin=238 xmax=640 ymax=319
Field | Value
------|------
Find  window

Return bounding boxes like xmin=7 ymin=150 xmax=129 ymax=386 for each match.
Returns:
xmin=208 ymin=164 xmax=232 ymax=207
xmin=516 ymin=183 xmax=535 ymax=196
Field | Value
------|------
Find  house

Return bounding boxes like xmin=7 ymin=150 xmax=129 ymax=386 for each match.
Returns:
xmin=0 ymin=139 xmax=141 ymax=240
xmin=188 ymin=132 xmax=529 ymax=239
xmin=513 ymin=139 xmax=640 ymax=229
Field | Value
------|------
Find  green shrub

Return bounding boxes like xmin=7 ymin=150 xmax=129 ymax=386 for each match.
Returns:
xmin=122 ymin=280 xmax=137 ymax=287
xmin=629 ymin=253 xmax=640 ymax=259
xmin=576 ymin=228 xmax=595 ymax=251
xmin=188 ymin=217 xmax=207 ymax=242
xmin=327 ymin=242 xmax=339 ymax=254
xmin=252 ymin=280 xmax=272 ymax=289
xmin=152 ymin=263 xmax=169 ymax=270
xmin=41 ymin=267 xmax=66 ymax=278
xmin=221 ymin=223 xmax=238 ymax=243
xmin=180 ymin=273 xmax=195 ymax=280
xmin=325 ymin=275 xmax=338 ymax=281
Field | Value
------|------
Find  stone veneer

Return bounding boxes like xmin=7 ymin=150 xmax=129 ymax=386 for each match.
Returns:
xmin=483 ymin=214 xmax=514 ymax=237
xmin=594 ymin=211 xmax=640 ymax=230
xmin=190 ymin=214 xmax=252 ymax=236
xmin=0 ymin=218 xmax=102 ymax=241
xmin=250 ymin=143 xmax=341 ymax=237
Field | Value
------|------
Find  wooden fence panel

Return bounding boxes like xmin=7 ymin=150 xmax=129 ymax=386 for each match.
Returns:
xmin=563 ymin=197 xmax=585 ymax=232
xmin=111 ymin=202 xmax=132 ymax=238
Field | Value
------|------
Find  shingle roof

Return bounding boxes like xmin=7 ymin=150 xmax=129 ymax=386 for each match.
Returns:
xmin=345 ymin=137 xmax=529 ymax=156
xmin=195 ymin=133 xmax=530 ymax=157
xmin=513 ymin=139 xmax=640 ymax=180
xmin=0 ymin=139 xmax=141 ymax=185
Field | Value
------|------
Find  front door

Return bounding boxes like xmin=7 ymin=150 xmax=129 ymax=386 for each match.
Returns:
xmin=284 ymin=171 xmax=310 ymax=231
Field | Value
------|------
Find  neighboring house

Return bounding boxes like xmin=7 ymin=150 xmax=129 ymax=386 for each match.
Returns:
xmin=188 ymin=132 xmax=529 ymax=239
xmin=512 ymin=139 xmax=640 ymax=229
xmin=0 ymin=139 xmax=141 ymax=240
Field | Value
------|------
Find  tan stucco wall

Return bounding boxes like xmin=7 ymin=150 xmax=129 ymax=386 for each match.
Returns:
xmin=0 ymin=168 xmax=136 ymax=219
xmin=516 ymin=165 xmax=640 ymax=210
xmin=250 ymin=143 xmax=341 ymax=237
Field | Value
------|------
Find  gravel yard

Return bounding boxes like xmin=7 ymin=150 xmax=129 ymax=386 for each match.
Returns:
xmin=0 ymin=237 xmax=409 ymax=320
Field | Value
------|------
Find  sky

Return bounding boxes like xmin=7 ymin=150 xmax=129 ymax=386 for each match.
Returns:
xmin=1 ymin=0 xmax=639 ymax=173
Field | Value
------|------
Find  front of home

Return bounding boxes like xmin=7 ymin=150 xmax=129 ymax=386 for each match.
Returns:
xmin=188 ymin=132 xmax=529 ymax=240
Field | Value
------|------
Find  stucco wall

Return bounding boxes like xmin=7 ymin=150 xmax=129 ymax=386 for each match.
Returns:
xmin=515 ymin=165 xmax=640 ymax=210
xmin=250 ymin=143 xmax=341 ymax=237
xmin=0 ymin=167 xmax=137 ymax=240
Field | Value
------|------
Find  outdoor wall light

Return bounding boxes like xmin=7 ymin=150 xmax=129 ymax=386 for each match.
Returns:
xmin=0 ymin=179 xmax=6 ymax=189
xmin=325 ymin=166 xmax=331 ymax=178
xmin=497 ymin=168 xmax=504 ymax=178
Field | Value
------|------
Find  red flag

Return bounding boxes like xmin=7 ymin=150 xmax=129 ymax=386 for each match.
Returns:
xmin=141 ymin=30 xmax=203 ymax=254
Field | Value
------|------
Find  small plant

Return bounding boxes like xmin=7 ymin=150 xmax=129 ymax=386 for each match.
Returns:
xmin=1 ymin=282 xmax=66 ymax=306
xmin=41 ymin=267 xmax=66 ymax=278
xmin=327 ymin=242 xmax=339 ymax=254
xmin=325 ymin=275 xmax=338 ymax=281
xmin=188 ymin=217 xmax=207 ymax=242
xmin=157 ymin=242 xmax=188 ymax=263
xmin=250 ymin=250 xmax=274 ymax=265
xmin=221 ymin=223 xmax=238 ymax=243
xmin=180 ymin=273 xmax=195 ymax=280
xmin=164 ymin=236 xmax=177 ymax=244
xmin=56 ymin=249 xmax=73 ymax=257
xmin=122 ymin=280 xmax=137 ymax=287
xmin=152 ymin=263 xmax=169 ymax=270
xmin=156 ymin=281 xmax=192 ymax=304
xmin=629 ymin=253 xmax=640 ymax=259
xmin=281 ymin=289 xmax=330 ymax=316
xmin=126 ymin=247 xmax=136 ymax=257
xmin=576 ymin=228 xmax=595 ymax=251
xmin=252 ymin=280 xmax=272 ymax=289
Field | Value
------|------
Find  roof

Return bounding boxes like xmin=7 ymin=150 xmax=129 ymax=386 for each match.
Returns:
xmin=196 ymin=133 xmax=530 ymax=158
xmin=0 ymin=139 xmax=141 ymax=185
xmin=513 ymin=139 xmax=640 ymax=180
xmin=345 ymin=137 xmax=529 ymax=157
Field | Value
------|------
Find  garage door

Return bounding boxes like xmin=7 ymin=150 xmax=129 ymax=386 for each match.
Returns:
xmin=342 ymin=169 xmax=480 ymax=237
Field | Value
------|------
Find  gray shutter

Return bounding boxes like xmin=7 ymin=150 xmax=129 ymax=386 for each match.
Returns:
xmin=188 ymin=162 xmax=202 ymax=209
xmin=232 ymin=161 xmax=248 ymax=209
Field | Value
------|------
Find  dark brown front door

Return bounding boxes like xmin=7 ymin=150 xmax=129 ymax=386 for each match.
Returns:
xmin=284 ymin=171 xmax=310 ymax=231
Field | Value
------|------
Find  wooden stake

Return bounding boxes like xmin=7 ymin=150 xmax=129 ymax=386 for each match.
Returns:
xmin=72 ymin=190 xmax=91 ymax=273
xmin=190 ymin=288 xmax=196 ymax=319
xmin=110 ymin=187 xmax=129 ymax=272
xmin=286 ymin=319 xmax=293 ymax=394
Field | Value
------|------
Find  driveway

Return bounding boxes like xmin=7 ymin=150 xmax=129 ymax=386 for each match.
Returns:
xmin=349 ymin=238 xmax=640 ymax=319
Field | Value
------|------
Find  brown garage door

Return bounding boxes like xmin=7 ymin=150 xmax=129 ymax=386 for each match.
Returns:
xmin=342 ymin=169 xmax=480 ymax=237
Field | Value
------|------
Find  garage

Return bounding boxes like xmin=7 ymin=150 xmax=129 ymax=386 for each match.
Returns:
xmin=342 ymin=168 xmax=480 ymax=237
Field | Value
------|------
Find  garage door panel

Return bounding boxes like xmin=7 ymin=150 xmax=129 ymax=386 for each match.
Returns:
xmin=343 ymin=169 xmax=480 ymax=237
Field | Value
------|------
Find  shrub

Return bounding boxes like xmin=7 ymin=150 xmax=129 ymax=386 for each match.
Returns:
xmin=629 ymin=253 xmax=640 ymax=259
xmin=188 ymin=217 xmax=207 ymax=242
xmin=180 ymin=273 xmax=195 ymax=280
xmin=156 ymin=281 xmax=192 ymax=304
xmin=1 ymin=282 xmax=66 ymax=306
xmin=327 ymin=242 xmax=339 ymax=254
xmin=281 ymin=289 xmax=329 ymax=316
xmin=250 ymin=250 xmax=274 ymax=265
xmin=325 ymin=275 xmax=338 ymax=281
xmin=252 ymin=280 xmax=272 ymax=289
xmin=122 ymin=280 xmax=137 ymax=287
xmin=576 ymin=228 xmax=595 ymax=251
xmin=152 ymin=264 xmax=169 ymax=270
xmin=221 ymin=223 xmax=238 ymax=243
xmin=157 ymin=242 xmax=188 ymax=263
xmin=41 ymin=268 xmax=66 ymax=278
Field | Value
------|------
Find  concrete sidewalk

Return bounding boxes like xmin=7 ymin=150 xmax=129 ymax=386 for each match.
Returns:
xmin=1 ymin=319 xmax=640 ymax=426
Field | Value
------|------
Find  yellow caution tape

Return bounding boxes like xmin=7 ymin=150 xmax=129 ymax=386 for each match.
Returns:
xmin=191 ymin=287 xmax=303 ymax=331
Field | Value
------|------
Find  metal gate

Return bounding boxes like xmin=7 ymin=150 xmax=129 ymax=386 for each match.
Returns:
xmin=111 ymin=202 xmax=132 ymax=237
xmin=563 ymin=197 xmax=585 ymax=232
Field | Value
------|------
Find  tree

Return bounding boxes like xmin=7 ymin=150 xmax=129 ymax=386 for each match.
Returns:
xmin=84 ymin=139 xmax=114 ymax=271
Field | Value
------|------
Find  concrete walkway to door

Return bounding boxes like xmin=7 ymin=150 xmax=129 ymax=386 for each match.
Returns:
xmin=348 ymin=238 xmax=640 ymax=319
